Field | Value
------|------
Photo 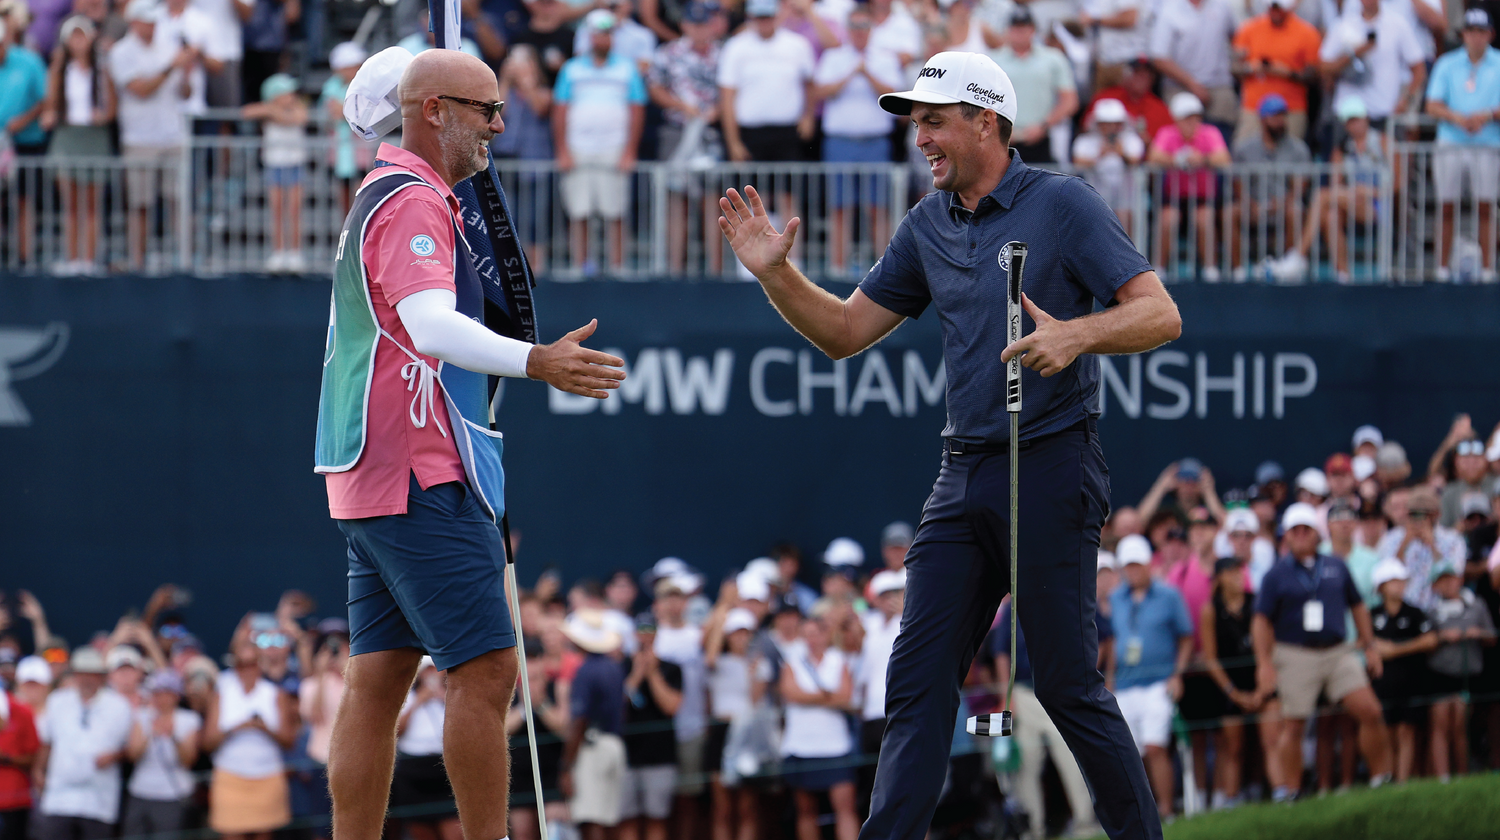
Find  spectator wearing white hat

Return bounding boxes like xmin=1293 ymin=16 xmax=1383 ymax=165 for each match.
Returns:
xmin=649 ymin=575 xmax=710 ymax=823
xmin=13 ymin=655 xmax=53 ymax=718
xmin=321 ymin=42 xmax=376 ymax=213
xmin=820 ymin=537 xmax=866 ymax=611
xmin=1352 ymin=424 xmax=1384 ymax=458
xmin=854 ymin=568 xmax=904 ymax=814
xmin=1367 ymin=557 xmax=1435 ymax=783
xmin=0 ymin=669 xmax=41 ymax=840
xmin=701 ymin=606 xmax=761 ymax=840
xmin=1375 ymin=486 xmax=1466 ymax=610
xmin=104 ymin=646 xmax=146 ymax=709
xmin=559 ymin=611 xmax=628 ymax=840
xmin=1070 ymin=97 xmax=1145 ymax=230
xmin=122 ymin=670 xmax=200 ymax=839
xmin=1106 ymin=534 xmax=1193 ymax=819
xmin=1214 ymin=506 xmax=1275 ymax=592
xmin=1148 ymin=91 xmax=1231 ymax=279
xmin=1251 ymin=502 xmax=1391 ymax=801
xmin=1425 ymin=562 xmax=1496 ymax=782
xmin=34 ymin=647 xmax=133 ymax=840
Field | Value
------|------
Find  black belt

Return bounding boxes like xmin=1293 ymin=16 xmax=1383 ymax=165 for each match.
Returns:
xmin=1294 ymin=639 xmax=1345 ymax=650
xmin=945 ymin=418 xmax=1090 ymax=456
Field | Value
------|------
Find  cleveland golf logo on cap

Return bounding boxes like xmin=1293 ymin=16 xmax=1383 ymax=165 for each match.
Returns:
xmin=879 ymin=51 xmax=1019 ymax=123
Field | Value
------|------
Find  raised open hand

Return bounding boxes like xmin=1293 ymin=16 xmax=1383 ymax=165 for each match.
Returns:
xmin=719 ymin=186 xmax=801 ymax=281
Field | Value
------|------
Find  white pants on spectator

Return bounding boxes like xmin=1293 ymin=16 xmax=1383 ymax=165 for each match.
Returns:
xmin=562 ymin=151 xmax=627 ymax=220
xmin=1433 ymin=145 xmax=1500 ymax=204
xmin=1114 ymin=680 xmax=1174 ymax=754
xmin=1006 ymin=684 xmax=1098 ymax=837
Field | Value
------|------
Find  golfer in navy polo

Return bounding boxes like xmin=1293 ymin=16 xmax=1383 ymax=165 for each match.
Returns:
xmin=719 ymin=51 xmax=1181 ymax=840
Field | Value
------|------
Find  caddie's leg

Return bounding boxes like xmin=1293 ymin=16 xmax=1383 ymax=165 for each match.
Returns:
xmin=445 ymin=647 xmax=520 ymax=840
xmin=860 ymin=453 xmax=1006 ymax=840
xmin=329 ymin=648 xmax=424 ymax=840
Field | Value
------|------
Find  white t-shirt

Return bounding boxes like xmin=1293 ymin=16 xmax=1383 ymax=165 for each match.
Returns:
xmin=397 ymin=694 xmax=446 ymax=756
xmin=780 ymin=647 xmax=851 ymax=758
xmin=212 ymin=672 xmax=284 ymax=779
xmin=1092 ymin=0 xmax=1149 ymax=66
xmin=1319 ymin=11 xmax=1425 ymax=120
xmin=815 ymin=44 xmax=902 ymax=137
xmin=869 ymin=8 xmax=922 ymax=63
xmin=707 ymin=653 xmax=753 ymax=720
xmin=262 ymin=121 xmax=308 ymax=168
xmin=128 ymin=708 xmax=203 ymax=801
xmin=1149 ymin=0 xmax=1237 ymax=89
xmin=1338 ymin=0 xmax=1441 ymax=60
xmin=63 ymin=64 xmax=95 ymax=127
xmin=38 ymin=688 xmax=134 ymax=822
xmin=109 ymin=33 xmax=189 ymax=148
xmin=1071 ymin=129 xmax=1145 ymax=164
xmin=718 ymin=28 xmax=816 ymax=127
xmin=156 ymin=7 xmax=214 ymax=115
xmin=190 ymin=0 xmax=245 ymax=61
xmin=857 ymin=614 xmax=901 ymax=721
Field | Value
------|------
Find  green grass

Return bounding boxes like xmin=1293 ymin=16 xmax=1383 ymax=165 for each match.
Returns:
xmin=1086 ymin=774 xmax=1500 ymax=840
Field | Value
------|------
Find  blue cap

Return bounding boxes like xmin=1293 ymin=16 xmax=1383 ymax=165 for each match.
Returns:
xmin=1176 ymin=457 xmax=1204 ymax=480
xmin=1257 ymin=93 xmax=1288 ymax=118
xmin=1255 ymin=460 xmax=1285 ymax=485
xmin=683 ymin=1 xmax=720 ymax=22
xmin=746 ymin=0 xmax=778 ymax=17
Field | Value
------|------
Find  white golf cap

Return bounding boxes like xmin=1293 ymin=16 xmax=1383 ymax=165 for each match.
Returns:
xmin=1225 ymin=508 xmax=1259 ymax=535
xmin=1116 ymin=534 xmax=1152 ymax=566
xmin=880 ymin=51 xmax=1018 ymax=124
xmin=1352 ymin=424 xmax=1384 ymax=450
xmin=1371 ymin=557 xmax=1409 ymax=589
xmin=735 ymin=569 xmax=771 ymax=602
xmin=824 ymin=537 xmax=865 ymax=568
xmin=123 ymin=0 xmax=158 ymax=23
xmin=1093 ymin=98 xmax=1128 ymax=124
xmin=1168 ymin=91 xmax=1203 ymax=119
xmin=106 ymin=645 xmax=144 ymax=672
xmin=744 ymin=556 xmax=781 ymax=585
xmin=1295 ymin=467 xmax=1329 ymax=497
xmin=1096 ymin=550 xmax=1117 ymax=571
xmin=1281 ymin=502 xmax=1320 ymax=532
xmin=723 ymin=608 xmax=759 ymax=635
xmin=329 ymin=41 xmax=368 ymax=71
xmin=344 ymin=45 xmax=415 ymax=142
xmin=870 ymin=569 xmax=907 ymax=596
xmin=16 ymin=655 xmax=52 ymax=686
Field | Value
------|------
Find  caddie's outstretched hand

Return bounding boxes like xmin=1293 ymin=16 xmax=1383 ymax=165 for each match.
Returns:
xmin=1000 ymin=293 xmax=1084 ymax=378
xmin=719 ymin=185 xmax=800 ymax=280
xmin=527 ymin=319 xmax=626 ymax=399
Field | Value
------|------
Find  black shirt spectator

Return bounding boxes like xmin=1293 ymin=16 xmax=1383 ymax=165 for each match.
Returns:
xmin=624 ymin=651 xmax=682 ymax=767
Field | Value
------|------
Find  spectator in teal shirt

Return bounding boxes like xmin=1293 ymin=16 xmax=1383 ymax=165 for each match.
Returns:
xmin=1424 ymin=7 xmax=1500 ymax=281
xmin=0 ymin=19 xmax=50 ymax=152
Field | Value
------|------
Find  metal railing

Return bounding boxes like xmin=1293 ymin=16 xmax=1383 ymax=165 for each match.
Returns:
xmin=1 ymin=122 xmax=1495 ymax=283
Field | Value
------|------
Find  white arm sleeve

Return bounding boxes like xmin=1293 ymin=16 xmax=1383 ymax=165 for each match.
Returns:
xmin=394 ymin=288 xmax=534 ymax=379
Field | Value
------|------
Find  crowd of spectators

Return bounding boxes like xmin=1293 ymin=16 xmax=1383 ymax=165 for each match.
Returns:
xmin=1 ymin=0 xmax=1497 ymax=277
xmin=5 ymin=414 xmax=1500 ymax=840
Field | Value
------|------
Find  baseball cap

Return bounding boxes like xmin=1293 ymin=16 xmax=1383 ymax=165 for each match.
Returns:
xmin=1256 ymin=461 xmax=1286 ymax=485
xmin=58 ymin=14 xmax=95 ymax=40
xmin=1352 ymin=424 xmax=1384 ymax=451
xmin=882 ymin=521 xmax=915 ymax=548
xmin=1257 ymin=93 xmax=1289 ymax=118
xmin=1335 ymin=95 xmax=1369 ymax=122
xmin=683 ymin=1 xmax=720 ymax=22
xmin=1464 ymin=7 xmax=1492 ymax=29
xmin=329 ymin=41 xmax=367 ymax=71
xmin=1375 ymin=441 xmax=1408 ymax=471
xmin=1097 ymin=550 xmax=1117 ymax=571
xmin=1327 ymin=498 xmax=1359 ymax=521
xmin=1460 ymin=492 xmax=1491 ymax=519
xmin=744 ymin=556 xmax=781 ymax=585
xmin=870 ymin=569 xmax=907 ymax=596
xmin=1281 ymin=501 xmax=1320 ymax=532
xmin=145 ymin=669 xmax=184 ymax=694
xmin=1325 ymin=453 xmax=1353 ymax=476
xmin=1408 ymin=485 xmax=1441 ymax=514
xmin=107 ymin=645 xmax=145 ymax=672
xmin=71 ymin=647 xmax=107 ymax=675
xmin=824 ymin=537 xmax=865 ymax=568
xmin=723 ymin=608 xmax=759 ymax=635
xmin=1213 ymin=556 xmax=1245 ymax=576
xmin=123 ymin=0 xmax=158 ymax=22
xmin=344 ymin=45 xmax=414 ymax=141
xmin=1169 ymin=91 xmax=1203 ymax=119
xmin=1371 ymin=557 xmax=1408 ymax=589
xmin=16 ymin=655 xmax=51 ymax=686
xmin=1116 ymin=534 xmax=1152 ymax=566
xmin=735 ymin=570 xmax=771 ymax=602
xmin=1430 ymin=563 xmax=1460 ymax=583
xmin=1225 ymin=507 xmax=1259 ymax=535
xmin=1177 ymin=457 xmax=1204 ymax=481
xmin=1093 ymin=98 xmax=1128 ymax=124
xmin=745 ymin=0 xmax=778 ymax=17
xmin=584 ymin=8 xmax=616 ymax=30
xmin=261 ymin=73 xmax=298 ymax=102
xmin=1295 ymin=467 xmax=1329 ymax=497
xmin=1008 ymin=5 xmax=1034 ymax=26
xmin=880 ymin=51 xmax=1019 ymax=124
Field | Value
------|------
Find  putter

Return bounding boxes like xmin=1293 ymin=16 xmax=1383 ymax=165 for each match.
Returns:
xmin=502 ymin=515 xmax=550 ymax=840
xmin=967 ymin=241 xmax=1026 ymax=740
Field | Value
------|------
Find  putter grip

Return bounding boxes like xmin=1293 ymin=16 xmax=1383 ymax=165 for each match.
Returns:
xmin=1004 ymin=242 xmax=1027 ymax=414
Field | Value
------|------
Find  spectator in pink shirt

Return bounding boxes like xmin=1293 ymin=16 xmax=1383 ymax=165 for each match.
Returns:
xmin=1148 ymin=91 xmax=1231 ymax=279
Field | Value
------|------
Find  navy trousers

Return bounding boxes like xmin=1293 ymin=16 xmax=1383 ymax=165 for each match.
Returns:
xmin=860 ymin=419 xmax=1162 ymax=840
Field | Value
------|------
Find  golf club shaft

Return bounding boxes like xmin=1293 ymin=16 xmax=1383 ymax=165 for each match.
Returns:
xmin=502 ymin=516 xmax=550 ymax=840
xmin=1004 ymin=243 xmax=1027 ymax=718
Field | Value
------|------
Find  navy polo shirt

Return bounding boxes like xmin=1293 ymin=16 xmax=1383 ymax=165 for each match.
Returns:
xmin=570 ymin=652 xmax=626 ymax=735
xmin=1254 ymin=553 xmax=1362 ymax=647
xmin=858 ymin=151 xmax=1153 ymax=443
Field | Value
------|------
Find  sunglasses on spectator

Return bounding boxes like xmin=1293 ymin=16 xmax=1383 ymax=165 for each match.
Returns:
xmin=1456 ymin=440 xmax=1485 ymax=456
xmin=438 ymin=95 xmax=505 ymax=121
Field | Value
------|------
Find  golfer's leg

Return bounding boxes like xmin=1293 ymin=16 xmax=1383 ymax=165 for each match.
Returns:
xmin=329 ymin=648 xmax=424 ymax=840
xmin=445 ymin=647 xmax=521 ymax=840
xmin=861 ymin=458 xmax=1003 ymax=840
xmin=1014 ymin=428 xmax=1161 ymax=840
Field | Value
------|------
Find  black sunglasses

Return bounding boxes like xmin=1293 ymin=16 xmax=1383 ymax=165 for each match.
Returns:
xmin=437 ymin=95 xmax=505 ymax=121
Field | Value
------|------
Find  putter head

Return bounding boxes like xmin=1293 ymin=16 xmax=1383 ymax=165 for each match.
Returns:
xmin=965 ymin=711 xmax=1014 ymax=737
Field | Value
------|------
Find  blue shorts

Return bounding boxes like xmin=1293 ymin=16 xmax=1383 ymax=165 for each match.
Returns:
xmin=266 ymin=165 xmax=303 ymax=187
xmin=823 ymin=135 xmax=891 ymax=209
xmin=339 ymin=474 xmax=516 ymax=670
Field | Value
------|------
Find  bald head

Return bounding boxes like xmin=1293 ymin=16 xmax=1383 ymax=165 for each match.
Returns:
xmin=397 ymin=48 xmax=505 ymax=186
